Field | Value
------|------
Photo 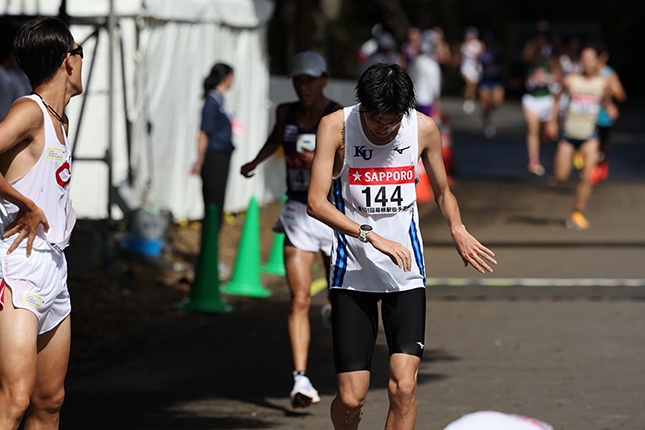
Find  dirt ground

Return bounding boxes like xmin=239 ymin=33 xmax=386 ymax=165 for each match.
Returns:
xmin=65 ymin=200 xmax=324 ymax=378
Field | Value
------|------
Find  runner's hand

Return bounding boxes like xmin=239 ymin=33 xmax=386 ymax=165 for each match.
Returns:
xmin=451 ymin=224 xmax=496 ymax=273
xmin=240 ymin=162 xmax=257 ymax=178
xmin=367 ymin=233 xmax=412 ymax=272
xmin=3 ymin=203 xmax=50 ymax=257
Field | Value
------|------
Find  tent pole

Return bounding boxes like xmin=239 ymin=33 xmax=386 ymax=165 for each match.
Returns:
xmin=58 ymin=0 xmax=68 ymax=24
xmin=107 ymin=0 xmax=115 ymax=221
xmin=71 ymin=28 xmax=101 ymax=159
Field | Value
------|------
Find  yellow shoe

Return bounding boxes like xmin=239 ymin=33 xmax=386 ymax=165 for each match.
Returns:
xmin=566 ymin=211 xmax=590 ymax=230
xmin=573 ymin=152 xmax=584 ymax=170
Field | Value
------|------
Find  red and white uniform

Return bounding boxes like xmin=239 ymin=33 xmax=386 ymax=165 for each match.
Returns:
xmin=329 ymin=104 xmax=425 ymax=293
xmin=0 ymin=94 xmax=76 ymax=334
xmin=0 ymin=95 xmax=76 ymax=253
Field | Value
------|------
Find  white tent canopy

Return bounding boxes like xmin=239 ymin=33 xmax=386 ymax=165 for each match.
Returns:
xmin=1 ymin=0 xmax=278 ymax=220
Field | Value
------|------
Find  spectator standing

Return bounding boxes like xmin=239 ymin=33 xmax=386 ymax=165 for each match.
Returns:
xmin=190 ymin=63 xmax=235 ymax=277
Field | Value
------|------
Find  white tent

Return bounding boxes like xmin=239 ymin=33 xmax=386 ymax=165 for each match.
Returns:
xmin=1 ymin=0 xmax=278 ymax=220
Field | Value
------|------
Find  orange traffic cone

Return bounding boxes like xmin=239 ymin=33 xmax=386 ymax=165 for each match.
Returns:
xmin=416 ymin=160 xmax=433 ymax=202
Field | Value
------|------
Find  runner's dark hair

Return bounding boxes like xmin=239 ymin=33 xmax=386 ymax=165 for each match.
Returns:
xmin=355 ymin=63 xmax=415 ymax=116
xmin=13 ymin=17 xmax=75 ymax=88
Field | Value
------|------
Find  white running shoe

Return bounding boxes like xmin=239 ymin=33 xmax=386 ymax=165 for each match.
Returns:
xmin=290 ymin=373 xmax=321 ymax=408
xmin=462 ymin=99 xmax=476 ymax=114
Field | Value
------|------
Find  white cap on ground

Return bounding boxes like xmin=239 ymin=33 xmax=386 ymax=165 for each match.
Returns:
xmin=443 ymin=411 xmax=554 ymax=430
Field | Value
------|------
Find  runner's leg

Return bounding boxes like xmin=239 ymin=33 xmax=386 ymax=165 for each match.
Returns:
xmin=23 ymin=316 xmax=70 ymax=430
xmin=0 ymin=287 xmax=39 ymax=430
xmin=284 ymin=240 xmax=316 ymax=372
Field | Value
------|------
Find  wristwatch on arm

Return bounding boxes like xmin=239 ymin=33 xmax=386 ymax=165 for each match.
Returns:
xmin=358 ymin=224 xmax=373 ymax=243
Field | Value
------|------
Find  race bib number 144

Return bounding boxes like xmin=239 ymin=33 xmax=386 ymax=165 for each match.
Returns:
xmin=349 ymin=166 xmax=416 ymax=212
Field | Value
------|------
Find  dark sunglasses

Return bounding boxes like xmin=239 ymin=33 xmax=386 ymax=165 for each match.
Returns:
xmin=68 ymin=45 xmax=83 ymax=59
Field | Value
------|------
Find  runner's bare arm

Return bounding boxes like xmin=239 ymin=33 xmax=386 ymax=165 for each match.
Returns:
xmin=0 ymin=99 xmax=50 ymax=256
xmin=418 ymin=113 xmax=496 ymax=273
xmin=240 ymin=103 xmax=289 ymax=178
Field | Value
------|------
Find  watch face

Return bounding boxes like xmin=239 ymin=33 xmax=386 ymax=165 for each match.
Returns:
xmin=359 ymin=224 xmax=372 ymax=243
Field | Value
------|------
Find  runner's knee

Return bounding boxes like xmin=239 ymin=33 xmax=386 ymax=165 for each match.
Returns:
xmin=388 ymin=371 xmax=417 ymax=405
xmin=289 ymin=290 xmax=311 ymax=312
xmin=0 ymin=384 xmax=32 ymax=419
xmin=30 ymin=387 xmax=65 ymax=415
xmin=336 ymin=390 xmax=366 ymax=411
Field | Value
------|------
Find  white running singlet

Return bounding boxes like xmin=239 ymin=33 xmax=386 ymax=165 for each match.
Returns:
xmin=329 ymin=104 xmax=425 ymax=293
xmin=0 ymin=94 xmax=76 ymax=334
xmin=0 ymin=94 xmax=76 ymax=253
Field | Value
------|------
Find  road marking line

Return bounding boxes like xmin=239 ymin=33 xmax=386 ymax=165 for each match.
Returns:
xmin=426 ymin=278 xmax=645 ymax=287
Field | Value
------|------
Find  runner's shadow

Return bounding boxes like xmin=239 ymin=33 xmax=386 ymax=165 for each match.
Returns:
xmin=62 ymin=297 xmax=455 ymax=429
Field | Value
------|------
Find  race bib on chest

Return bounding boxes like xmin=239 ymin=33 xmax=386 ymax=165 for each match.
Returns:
xmin=296 ymin=133 xmax=316 ymax=152
xmin=286 ymin=155 xmax=310 ymax=191
xmin=349 ymin=166 xmax=416 ymax=214
xmin=568 ymin=93 xmax=601 ymax=115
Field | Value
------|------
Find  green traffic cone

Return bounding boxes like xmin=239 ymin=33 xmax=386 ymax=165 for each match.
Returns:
xmin=262 ymin=194 xmax=287 ymax=276
xmin=180 ymin=204 xmax=232 ymax=313
xmin=262 ymin=231 xmax=286 ymax=276
xmin=221 ymin=196 xmax=272 ymax=298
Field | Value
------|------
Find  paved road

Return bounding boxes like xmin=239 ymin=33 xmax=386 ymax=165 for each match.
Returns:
xmin=62 ymin=98 xmax=645 ymax=430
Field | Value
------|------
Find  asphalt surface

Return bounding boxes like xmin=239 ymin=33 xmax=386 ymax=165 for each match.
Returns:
xmin=62 ymin=98 xmax=645 ymax=430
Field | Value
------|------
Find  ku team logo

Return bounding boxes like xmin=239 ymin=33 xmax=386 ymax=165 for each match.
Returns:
xmin=353 ymin=145 xmax=374 ymax=160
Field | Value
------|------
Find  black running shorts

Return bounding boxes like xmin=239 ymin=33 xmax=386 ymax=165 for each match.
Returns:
xmin=330 ymin=287 xmax=426 ymax=373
